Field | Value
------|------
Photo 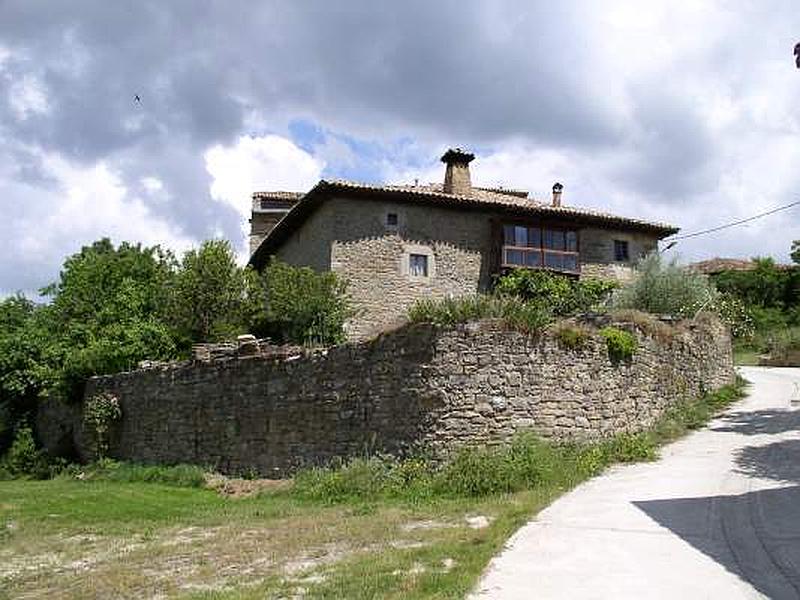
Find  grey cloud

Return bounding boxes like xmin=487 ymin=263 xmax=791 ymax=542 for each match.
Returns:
xmin=2 ymin=0 xmax=800 ymax=293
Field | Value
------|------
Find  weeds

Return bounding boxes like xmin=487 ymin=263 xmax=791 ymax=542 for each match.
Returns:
xmin=407 ymin=295 xmax=551 ymax=333
xmin=55 ymin=458 xmax=208 ymax=488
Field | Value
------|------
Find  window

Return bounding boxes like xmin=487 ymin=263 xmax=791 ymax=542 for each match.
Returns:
xmin=614 ymin=240 xmax=630 ymax=262
xmin=386 ymin=213 xmax=398 ymax=226
xmin=409 ymin=254 xmax=429 ymax=277
xmin=502 ymin=225 xmax=579 ymax=273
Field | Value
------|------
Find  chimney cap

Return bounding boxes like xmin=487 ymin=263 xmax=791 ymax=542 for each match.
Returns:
xmin=552 ymin=182 xmax=564 ymax=192
xmin=441 ymin=148 xmax=475 ymax=164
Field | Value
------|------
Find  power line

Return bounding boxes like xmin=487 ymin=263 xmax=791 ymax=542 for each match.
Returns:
xmin=665 ymin=199 xmax=800 ymax=241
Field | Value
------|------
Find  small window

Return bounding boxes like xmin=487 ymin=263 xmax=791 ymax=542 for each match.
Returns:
xmin=409 ymin=254 xmax=429 ymax=277
xmin=386 ymin=213 xmax=398 ymax=227
xmin=614 ymin=240 xmax=630 ymax=262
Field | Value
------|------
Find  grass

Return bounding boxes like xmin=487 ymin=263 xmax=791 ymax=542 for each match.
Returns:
xmin=407 ymin=295 xmax=551 ymax=333
xmin=0 ymin=378 xmax=748 ymax=599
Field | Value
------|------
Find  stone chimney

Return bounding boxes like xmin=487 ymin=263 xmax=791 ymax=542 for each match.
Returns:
xmin=441 ymin=148 xmax=475 ymax=195
xmin=552 ymin=182 xmax=563 ymax=207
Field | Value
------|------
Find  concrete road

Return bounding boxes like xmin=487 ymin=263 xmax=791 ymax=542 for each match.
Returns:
xmin=472 ymin=367 xmax=800 ymax=600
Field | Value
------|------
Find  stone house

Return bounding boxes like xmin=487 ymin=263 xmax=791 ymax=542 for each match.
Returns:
xmin=249 ymin=149 xmax=678 ymax=339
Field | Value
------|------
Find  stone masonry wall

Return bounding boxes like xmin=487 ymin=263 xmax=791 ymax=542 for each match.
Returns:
xmin=272 ymin=194 xmax=665 ymax=339
xmin=38 ymin=315 xmax=735 ymax=477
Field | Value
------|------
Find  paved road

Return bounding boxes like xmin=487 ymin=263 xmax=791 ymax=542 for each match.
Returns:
xmin=472 ymin=367 xmax=800 ymax=599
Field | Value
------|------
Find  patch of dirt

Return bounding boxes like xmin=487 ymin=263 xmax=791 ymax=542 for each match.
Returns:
xmin=205 ymin=473 xmax=291 ymax=498
xmin=400 ymin=519 xmax=455 ymax=532
xmin=464 ymin=514 xmax=493 ymax=529
xmin=283 ymin=543 xmax=350 ymax=576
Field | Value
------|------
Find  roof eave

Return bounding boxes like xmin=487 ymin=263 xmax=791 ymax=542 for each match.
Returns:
xmin=248 ymin=181 xmax=679 ymax=268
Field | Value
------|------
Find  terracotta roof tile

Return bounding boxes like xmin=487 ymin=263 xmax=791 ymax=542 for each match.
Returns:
xmin=322 ymin=179 xmax=678 ymax=233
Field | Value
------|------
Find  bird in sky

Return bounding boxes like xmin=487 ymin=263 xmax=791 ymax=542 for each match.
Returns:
xmin=134 ymin=94 xmax=141 ymax=103
xmin=794 ymin=43 xmax=800 ymax=68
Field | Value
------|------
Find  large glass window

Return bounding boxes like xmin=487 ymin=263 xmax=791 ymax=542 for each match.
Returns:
xmin=502 ymin=225 xmax=579 ymax=273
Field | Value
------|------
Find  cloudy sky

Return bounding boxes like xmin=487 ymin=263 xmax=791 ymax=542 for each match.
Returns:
xmin=2 ymin=0 xmax=800 ymax=296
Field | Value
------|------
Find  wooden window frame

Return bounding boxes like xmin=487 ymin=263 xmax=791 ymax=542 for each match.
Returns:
xmin=501 ymin=222 xmax=580 ymax=275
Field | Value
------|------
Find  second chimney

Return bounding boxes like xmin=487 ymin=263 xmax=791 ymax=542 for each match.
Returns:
xmin=441 ymin=148 xmax=475 ymax=196
xmin=552 ymin=182 xmax=563 ymax=207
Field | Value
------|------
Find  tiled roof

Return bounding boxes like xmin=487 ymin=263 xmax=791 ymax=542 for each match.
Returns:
xmin=688 ymin=257 xmax=793 ymax=274
xmin=252 ymin=191 xmax=304 ymax=201
xmin=249 ymin=179 xmax=679 ymax=267
xmin=322 ymin=179 xmax=678 ymax=233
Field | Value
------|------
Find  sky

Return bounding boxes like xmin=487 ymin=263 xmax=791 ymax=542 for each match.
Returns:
xmin=2 ymin=0 xmax=800 ymax=296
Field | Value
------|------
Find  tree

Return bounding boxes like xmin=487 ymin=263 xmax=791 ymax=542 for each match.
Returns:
xmin=40 ymin=238 xmax=179 ymax=400
xmin=258 ymin=260 xmax=352 ymax=345
xmin=791 ymin=240 xmax=800 ymax=265
xmin=169 ymin=240 xmax=263 ymax=343
xmin=0 ymin=296 xmax=47 ymax=453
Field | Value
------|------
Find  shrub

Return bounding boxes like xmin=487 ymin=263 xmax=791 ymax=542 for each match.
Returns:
xmin=258 ymin=260 xmax=352 ymax=345
xmin=552 ymin=322 xmax=591 ymax=350
xmin=494 ymin=269 xmax=616 ymax=315
xmin=612 ymin=253 xmax=717 ymax=317
xmin=292 ymin=457 xmax=401 ymax=502
xmin=2 ymin=426 xmax=51 ymax=479
xmin=84 ymin=392 xmax=122 ymax=459
xmin=407 ymin=295 xmax=551 ymax=333
xmin=599 ymin=327 xmax=637 ymax=362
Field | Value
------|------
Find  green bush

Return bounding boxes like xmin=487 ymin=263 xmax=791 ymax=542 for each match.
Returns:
xmin=494 ymin=269 xmax=616 ymax=316
xmin=599 ymin=327 xmax=637 ymax=362
xmin=612 ymin=253 xmax=717 ymax=318
xmin=258 ymin=260 xmax=352 ymax=345
xmin=407 ymin=295 xmax=551 ymax=333
xmin=2 ymin=426 xmax=52 ymax=479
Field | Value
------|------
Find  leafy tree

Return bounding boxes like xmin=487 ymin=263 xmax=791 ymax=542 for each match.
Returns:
xmin=169 ymin=240 xmax=263 ymax=343
xmin=791 ymin=240 xmax=800 ymax=265
xmin=40 ymin=239 xmax=179 ymax=400
xmin=259 ymin=260 xmax=352 ymax=345
xmin=0 ymin=296 xmax=47 ymax=452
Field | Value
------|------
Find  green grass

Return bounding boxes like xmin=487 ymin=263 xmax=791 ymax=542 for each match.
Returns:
xmin=407 ymin=295 xmax=551 ymax=333
xmin=1 ymin=378 xmax=748 ymax=599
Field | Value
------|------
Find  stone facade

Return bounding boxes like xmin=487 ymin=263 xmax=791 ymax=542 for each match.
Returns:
xmin=38 ymin=315 xmax=734 ymax=477
xmin=274 ymin=196 xmax=663 ymax=339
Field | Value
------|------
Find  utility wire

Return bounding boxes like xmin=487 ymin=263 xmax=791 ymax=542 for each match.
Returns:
xmin=665 ymin=199 xmax=800 ymax=241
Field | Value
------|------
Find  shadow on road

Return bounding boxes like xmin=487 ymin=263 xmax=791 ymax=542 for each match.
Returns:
xmin=634 ymin=485 xmax=800 ymax=600
xmin=734 ymin=438 xmax=800 ymax=484
xmin=711 ymin=408 xmax=800 ymax=436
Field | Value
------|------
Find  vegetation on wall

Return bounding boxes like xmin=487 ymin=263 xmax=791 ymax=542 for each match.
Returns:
xmin=599 ymin=327 xmax=638 ymax=362
xmin=611 ymin=253 xmax=716 ymax=317
xmin=408 ymin=269 xmax=615 ymax=332
xmin=493 ymin=268 xmax=617 ymax=315
xmin=407 ymin=295 xmax=550 ymax=333
xmin=0 ymin=238 xmax=351 ymax=458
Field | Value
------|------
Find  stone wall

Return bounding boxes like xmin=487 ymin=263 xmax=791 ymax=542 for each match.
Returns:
xmin=38 ymin=315 xmax=735 ymax=477
xmin=579 ymin=228 xmax=661 ymax=282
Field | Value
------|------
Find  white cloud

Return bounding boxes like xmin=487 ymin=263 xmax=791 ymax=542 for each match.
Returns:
xmin=8 ymin=74 xmax=49 ymax=120
xmin=0 ymin=147 xmax=196 ymax=295
xmin=204 ymin=134 xmax=324 ymax=223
